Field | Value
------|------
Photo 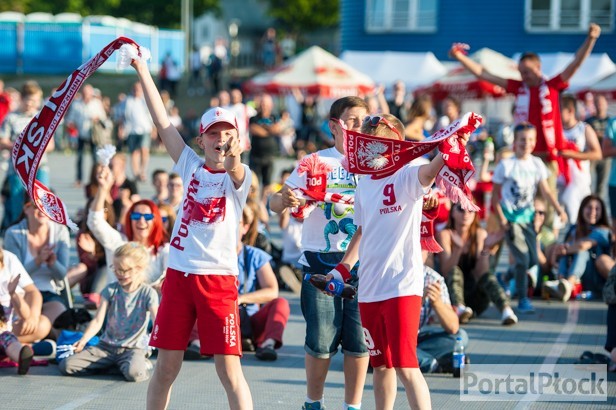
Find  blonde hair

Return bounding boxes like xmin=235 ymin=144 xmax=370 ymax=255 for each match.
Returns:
xmin=360 ymin=113 xmax=405 ymax=140
xmin=113 ymin=242 xmax=149 ymax=284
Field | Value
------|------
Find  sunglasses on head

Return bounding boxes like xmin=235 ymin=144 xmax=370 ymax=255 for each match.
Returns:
xmin=130 ymin=212 xmax=154 ymax=221
xmin=513 ymin=122 xmax=536 ymax=132
xmin=362 ymin=116 xmax=401 ymax=138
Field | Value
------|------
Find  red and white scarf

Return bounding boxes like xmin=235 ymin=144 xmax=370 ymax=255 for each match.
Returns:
xmin=343 ymin=112 xmax=482 ymax=211
xmin=290 ymin=154 xmax=444 ymax=253
xmin=11 ymin=37 xmax=146 ymax=230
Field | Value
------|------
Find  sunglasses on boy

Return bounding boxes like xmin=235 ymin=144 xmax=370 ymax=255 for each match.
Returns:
xmin=362 ymin=116 xmax=401 ymax=138
xmin=130 ymin=212 xmax=154 ymax=221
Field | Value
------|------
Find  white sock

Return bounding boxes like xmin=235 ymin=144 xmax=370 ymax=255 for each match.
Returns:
xmin=344 ymin=402 xmax=361 ymax=409
xmin=305 ymin=396 xmax=323 ymax=405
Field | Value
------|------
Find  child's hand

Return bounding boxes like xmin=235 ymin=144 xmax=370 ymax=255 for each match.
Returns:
xmin=8 ymin=274 xmax=20 ymax=296
xmin=457 ymin=132 xmax=471 ymax=147
xmin=282 ymin=189 xmax=302 ymax=209
xmin=223 ymin=134 xmax=242 ymax=158
xmin=73 ymin=339 xmax=87 ymax=353
xmin=422 ymin=193 xmax=439 ymax=210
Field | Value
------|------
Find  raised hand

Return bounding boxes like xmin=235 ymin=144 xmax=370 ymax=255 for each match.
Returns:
xmin=588 ymin=23 xmax=601 ymax=39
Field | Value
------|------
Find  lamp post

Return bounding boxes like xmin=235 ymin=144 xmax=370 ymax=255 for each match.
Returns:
xmin=181 ymin=0 xmax=192 ymax=71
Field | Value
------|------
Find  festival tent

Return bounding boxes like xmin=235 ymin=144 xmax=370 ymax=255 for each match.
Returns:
xmin=243 ymin=46 xmax=374 ymax=98
xmin=512 ymin=52 xmax=616 ymax=92
xmin=580 ymin=72 xmax=616 ymax=100
xmin=339 ymin=50 xmax=447 ymax=91
xmin=414 ymin=48 xmax=521 ymax=101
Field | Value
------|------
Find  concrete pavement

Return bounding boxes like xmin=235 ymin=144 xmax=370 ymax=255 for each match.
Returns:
xmin=0 ymin=151 xmax=614 ymax=409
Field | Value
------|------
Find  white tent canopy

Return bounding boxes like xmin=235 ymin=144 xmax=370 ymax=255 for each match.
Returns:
xmin=340 ymin=50 xmax=447 ymax=91
xmin=584 ymin=72 xmax=616 ymax=100
xmin=511 ymin=52 xmax=616 ymax=91
xmin=244 ymin=46 xmax=374 ymax=98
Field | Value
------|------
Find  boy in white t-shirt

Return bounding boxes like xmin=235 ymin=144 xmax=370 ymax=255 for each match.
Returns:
xmin=327 ymin=113 xmax=469 ymax=409
xmin=270 ymin=96 xmax=369 ymax=410
xmin=491 ymin=123 xmax=567 ymax=314
xmin=130 ymin=59 xmax=253 ymax=409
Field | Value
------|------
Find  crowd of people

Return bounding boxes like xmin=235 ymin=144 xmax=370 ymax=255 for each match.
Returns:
xmin=0 ymin=21 xmax=614 ymax=410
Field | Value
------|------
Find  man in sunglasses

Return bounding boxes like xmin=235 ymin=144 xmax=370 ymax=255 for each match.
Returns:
xmin=270 ymin=96 xmax=370 ymax=410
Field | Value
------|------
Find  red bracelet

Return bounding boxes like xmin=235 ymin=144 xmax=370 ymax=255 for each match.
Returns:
xmin=335 ymin=263 xmax=352 ymax=282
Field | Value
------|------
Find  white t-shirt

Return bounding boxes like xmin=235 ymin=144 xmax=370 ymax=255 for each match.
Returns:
xmin=0 ymin=251 xmax=33 ymax=332
xmin=285 ymin=148 xmax=358 ymax=256
xmin=169 ymin=146 xmax=251 ymax=275
xmin=561 ymin=121 xmax=592 ymax=222
xmin=354 ymin=164 xmax=428 ymax=303
xmin=492 ymin=156 xmax=548 ymax=224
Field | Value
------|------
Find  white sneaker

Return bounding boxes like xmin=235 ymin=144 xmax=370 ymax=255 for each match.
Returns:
xmin=558 ymin=279 xmax=573 ymax=302
xmin=501 ymin=306 xmax=518 ymax=325
xmin=542 ymin=280 xmax=563 ymax=300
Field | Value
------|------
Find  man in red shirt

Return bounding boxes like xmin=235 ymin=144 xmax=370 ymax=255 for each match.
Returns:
xmin=449 ymin=23 xmax=601 ymax=229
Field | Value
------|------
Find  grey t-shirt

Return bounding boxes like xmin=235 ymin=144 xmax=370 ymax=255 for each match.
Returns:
xmin=100 ymin=283 xmax=159 ymax=349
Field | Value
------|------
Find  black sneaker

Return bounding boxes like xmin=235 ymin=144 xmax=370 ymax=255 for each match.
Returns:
xmin=18 ymin=345 xmax=34 ymax=375
xmin=255 ymin=346 xmax=277 ymax=361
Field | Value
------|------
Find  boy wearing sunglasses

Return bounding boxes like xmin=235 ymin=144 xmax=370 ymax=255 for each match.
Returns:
xmin=130 ymin=58 xmax=253 ymax=409
xmin=327 ymin=113 xmax=470 ymax=409
xmin=270 ymin=96 xmax=370 ymax=410
xmin=492 ymin=123 xmax=567 ymax=314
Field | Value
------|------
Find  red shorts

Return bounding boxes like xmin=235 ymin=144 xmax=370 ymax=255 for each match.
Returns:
xmin=150 ymin=268 xmax=242 ymax=356
xmin=359 ymin=295 xmax=421 ymax=369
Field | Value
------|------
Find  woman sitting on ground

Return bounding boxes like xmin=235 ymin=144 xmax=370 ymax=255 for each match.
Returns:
xmin=4 ymin=196 xmax=70 ymax=333
xmin=546 ymin=194 xmax=614 ymax=301
xmin=437 ymin=203 xmax=518 ymax=326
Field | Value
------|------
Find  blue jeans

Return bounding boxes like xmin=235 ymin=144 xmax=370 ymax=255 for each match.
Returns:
xmin=417 ymin=327 xmax=468 ymax=373
xmin=300 ymin=251 xmax=367 ymax=358
xmin=559 ymin=250 xmax=606 ymax=293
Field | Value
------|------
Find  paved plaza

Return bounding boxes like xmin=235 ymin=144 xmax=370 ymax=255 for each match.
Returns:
xmin=0 ymin=152 xmax=614 ymax=409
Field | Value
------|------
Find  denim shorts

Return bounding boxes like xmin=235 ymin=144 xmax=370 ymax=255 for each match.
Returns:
xmin=300 ymin=251 xmax=368 ymax=358
xmin=41 ymin=290 xmax=68 ymax=307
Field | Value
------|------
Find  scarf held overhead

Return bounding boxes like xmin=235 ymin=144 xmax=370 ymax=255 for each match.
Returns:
xmin=11 ymin=37 xmax=144 ymax=230
xmin=342 ymin=112 xmax=482 ymax=211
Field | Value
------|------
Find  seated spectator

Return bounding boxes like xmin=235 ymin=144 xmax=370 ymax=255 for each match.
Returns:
xmin=157 ymin=203 xmax=177 ymax=244
xmin=87 ymin=165 xmax=168 ymax=289
xmin=59 ymin=243 xmax=158 ymax=382
xmin=545 ymin=195 xmax=614 ymax=301
xmin=437 ymin=203 xmax=518 ymax=325
xmin=150 ymin=169 xmax=169 ymax=206
xmin=237 ymin=206 xmax=289 ymax=360
xmin=4 ymin=197 xmax=70 ymax=333
xmin=66 ymin=199 xmax=116 ymax=309
xmin=166 ymin=173 xmax=183 ymax=212
xmin=418 ymin=251 xmax=468 ymax=374
xmin=0 ymin=248 xmax=42 ymax=373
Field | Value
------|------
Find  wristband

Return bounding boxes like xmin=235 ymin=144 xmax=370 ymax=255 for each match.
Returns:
xmin=333 ymin=263 xmax=352 ymax=282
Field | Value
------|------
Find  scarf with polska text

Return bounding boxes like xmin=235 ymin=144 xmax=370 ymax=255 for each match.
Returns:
xmin=11 ymin=37 xmax=147 ymax=230
xmin=290 ymin=154 xmax=443 ymax=252
xmin=342 ymin=112 xmax=482 ymax=211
